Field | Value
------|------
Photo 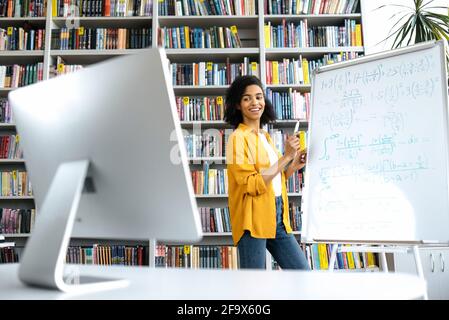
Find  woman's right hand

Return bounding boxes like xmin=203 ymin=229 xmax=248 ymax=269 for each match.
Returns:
xmin=284 ymin=135 xmax=300 ymax=160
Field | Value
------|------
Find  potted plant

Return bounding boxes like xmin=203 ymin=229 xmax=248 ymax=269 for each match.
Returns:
xmin=376 ymin=0 xmax=448 ymax=67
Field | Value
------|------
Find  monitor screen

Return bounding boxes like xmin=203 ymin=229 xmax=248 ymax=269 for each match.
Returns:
xmin=9 ymin=48 xmax=202 ymax=242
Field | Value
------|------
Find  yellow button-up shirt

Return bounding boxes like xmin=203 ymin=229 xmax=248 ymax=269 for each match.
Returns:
xmin=226 ymin=123 xmax=292 ymax=245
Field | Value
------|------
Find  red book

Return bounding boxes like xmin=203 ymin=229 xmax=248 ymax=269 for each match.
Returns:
xmin=104 ymin=0 xmax=111 ymax=16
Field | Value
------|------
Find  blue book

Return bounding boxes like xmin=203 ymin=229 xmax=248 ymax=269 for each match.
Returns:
xmin=203 ymin=162 xmax=209 ymax=194
xmin=171 ymin=28 xmax=177 ymax=48
xmin=311 ymin=244 xmax=321 ymax=269
xmin=179 ymin=27 xmax=185 ymax=48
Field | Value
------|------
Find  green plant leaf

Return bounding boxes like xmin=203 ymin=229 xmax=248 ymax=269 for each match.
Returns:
xmin=392 ymin=16 xmax=415 ymax=48
xmin=422 ymin=13 xmax=449 ymax=40
xmin=419 ymin=0 xmax=435 ymax=10
xmin=381 ymin=15 xmax=413 ymax=47
xmin=380 ymin=0 xmax=448 ymax=49
xmin=374 ymin=4 xmax=413 ymax=11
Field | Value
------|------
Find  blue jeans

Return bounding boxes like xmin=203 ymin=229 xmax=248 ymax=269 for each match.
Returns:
xmin=237 ymin=196 xmax=310 ymax=270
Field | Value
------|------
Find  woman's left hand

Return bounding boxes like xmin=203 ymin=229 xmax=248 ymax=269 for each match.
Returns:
xmin=292 ymin=149 xmax=307 ymax=171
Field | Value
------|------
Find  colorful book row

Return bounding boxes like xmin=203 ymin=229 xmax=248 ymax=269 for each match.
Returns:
xmin=0 ymin=63 xmax=44 ymax=89
xmin=0 ymin=170 xmax=33 ymax=197
xmin=0 ymin=208 xmax=36 ymax=234
xmin=65 ymin=244 xmax=148 ymax=265
xmin=0 ymin=0 xmax=46 ymax=17
xmin=54 ymin=0 xmax=153 ymax=17
xmin=50 ymin=27 xmax=152 ymax=50
xmin=155 ymin=244 xmax=239 ymax=269
xmin=264 ymin=0 xmax=359 ymax=15
xmin=0 ymin=27 xmax=45 ymax=51
xmin=159 ymin=0 xmax=257 ymax=16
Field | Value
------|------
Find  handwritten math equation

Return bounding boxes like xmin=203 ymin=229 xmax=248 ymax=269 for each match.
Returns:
xmin=319 ymin=54 xmax=435 ymax=91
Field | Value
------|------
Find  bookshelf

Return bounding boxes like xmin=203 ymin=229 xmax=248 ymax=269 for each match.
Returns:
xmin=0 ymin=0 xmax=156 ymax=265
xmin=160 ymin=0 xmax=368 ymax=271
xmin=1 ymin=0 xmax=377 ymax=271
xmin=0 ymin=2 xmax=44 ymax=265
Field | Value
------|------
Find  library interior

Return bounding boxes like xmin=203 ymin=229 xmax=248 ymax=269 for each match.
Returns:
xmin=0 ymin=0 xmax=448 ymax=300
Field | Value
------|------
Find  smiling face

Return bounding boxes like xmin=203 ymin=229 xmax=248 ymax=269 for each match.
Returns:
xmin=238 ymin=84 xmax=265 ymax=127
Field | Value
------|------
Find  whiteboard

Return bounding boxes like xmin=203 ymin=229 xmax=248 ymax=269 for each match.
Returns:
xmin=302 ymin=41 xmax=449 ymax=243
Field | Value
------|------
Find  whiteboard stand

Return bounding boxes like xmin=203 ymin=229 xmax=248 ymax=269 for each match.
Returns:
xmin=266 ymin=250 xmax=273 ymax=270
xmin=148 ymin=239 xmax=156 ymax=268
xmin=327 ymin=243 xmax=428 ymax=300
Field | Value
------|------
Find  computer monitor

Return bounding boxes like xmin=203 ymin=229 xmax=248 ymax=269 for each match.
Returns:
xmin=8 ymin=48 xmax=202 ymax=293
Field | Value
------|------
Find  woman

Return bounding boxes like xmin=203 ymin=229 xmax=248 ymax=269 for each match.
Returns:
xmin=224 ymin=75 xmax=310 ymax=270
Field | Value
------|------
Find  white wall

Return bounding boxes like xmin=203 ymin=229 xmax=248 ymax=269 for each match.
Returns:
xmin=361 ymin=0 xmax=449 ymax=54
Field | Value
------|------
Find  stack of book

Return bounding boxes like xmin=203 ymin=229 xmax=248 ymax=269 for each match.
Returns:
xmin=0 ymin=234 xmax=18 ymax=263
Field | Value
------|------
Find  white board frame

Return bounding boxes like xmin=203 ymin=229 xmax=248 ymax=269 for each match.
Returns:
xmin=302 ymin=40 xmax=449 ymax=245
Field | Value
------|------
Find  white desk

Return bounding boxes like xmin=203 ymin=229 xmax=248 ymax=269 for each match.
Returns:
xmin=0 ymin=263 xmax=426 ymax=300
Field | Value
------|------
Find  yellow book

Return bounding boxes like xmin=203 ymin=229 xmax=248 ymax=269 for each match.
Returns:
xmin=318 ymin=244 xmax=329 ymax=270
xmin=272 ymin=61 xmax=279 ymax=84
xmin=218 ymin=26 xmax=224 ymax=48
xmin=227 ymin=247 xmax=232 ymax=269
xmin=185 ymin=26 xmax=190 ymax=48
xmin=230 ymin=25 xmax=241 ymax=47
xmin=355 ymin=24 xmax=362 ymax=47
xmin=196 ymin=247 xmax=200 ymax=268
xmin=264 ymin=23 xmax=271 ymax=48
xmin=52 ymin=0 xmax=58 ymax=17
xmin=231 ymin=247 xmax=238 ymax=269
xmin=367 ymin=252 xmax=377 ymax=267
xmin=192 ymin=247 xmax=197 ymax=268
xmin=346 ymin=247 xmax=356 ymax=269
xmin=298 ymin=131 xmax=306 ymax=151
xmin=302 ymin=58 xmax=310 ymax=84
xmin=12 ymin=170 xmax=17 ymax=196
xmin=251 ymin=62 xmax=258 ymax=77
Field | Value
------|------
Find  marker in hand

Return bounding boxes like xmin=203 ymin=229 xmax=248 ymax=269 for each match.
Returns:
xmin=293 ymin=120 xmax=306 ymax=151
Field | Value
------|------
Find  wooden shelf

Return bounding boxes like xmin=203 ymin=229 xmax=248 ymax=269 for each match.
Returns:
xmin=166 ymin=48 xmax=259 ymax=62
xmin=188 ymin=157 xmax=226 ymax=163
xmin=0 ymin=233 xmax=30 ymax=238
xmin=265 ymin=84 xmax=312 ymax=92
xmin=50 ymin=49 xmax=150 ymax=64
xmin=0 ymin=124 xmax=16 ymax=129
xmin=181 ymin=120 xmax=229 ymax=128
xmin=52 ymin=16 xmax=152 ymax=28
xmin=0 ymin=17 xmax=46 ymax=27
xmin=159 ymin=15 xmax=258 ymax=28
xmin=264 ymin=13 xmax=362 ymax=25
xmin=0 ymin=51 xmax=44 ymax=64
xmin=0 ymin=196 xmax=34 ymax=200
xmin=203 ymin=231 xmax=301 ymax=237
xmin=0 ymin=159 xmax=25 ymax=164
xmin=173 ymin=85 xmax=229 ymax=95
xmin=180 ymin=120 xmax=308 ymax=128
xmin=195 ymin=194 xmax=228 ymax=199
xmin=195 ymin=193 xmax=302 ymax=198
xmin=265 ymin=47 xmax=364 ymax=59
xmin=0 ymin=88 xmax=15 ymax=97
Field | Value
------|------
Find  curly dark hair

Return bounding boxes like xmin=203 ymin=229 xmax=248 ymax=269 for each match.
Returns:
xmin=224 ymin=75 xmax=276 ymax=129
